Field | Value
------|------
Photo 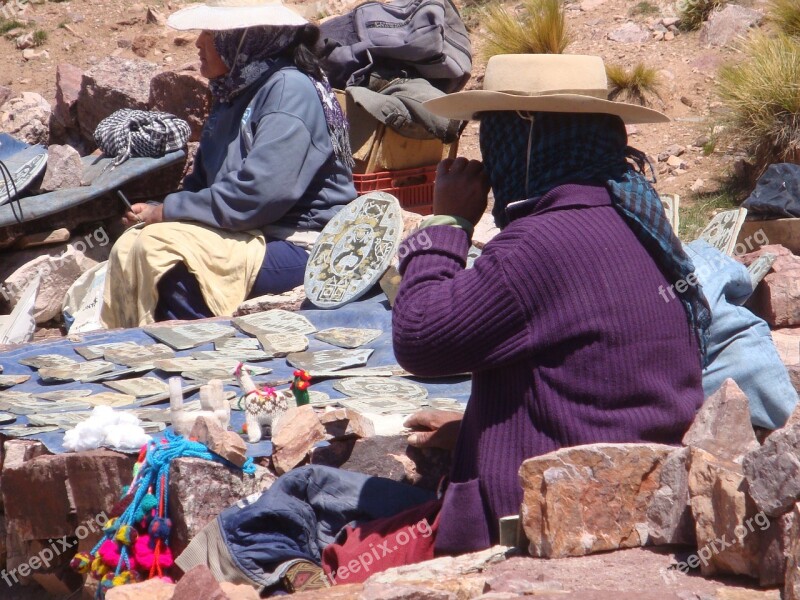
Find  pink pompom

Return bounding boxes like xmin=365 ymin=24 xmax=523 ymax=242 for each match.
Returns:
xmin=97 ymin=540 xmax=121 ymax=568
xmin=133 ymin=535 xmax=173 ymax=570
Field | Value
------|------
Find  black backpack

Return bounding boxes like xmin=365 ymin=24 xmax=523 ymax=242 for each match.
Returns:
xmin=320 ymin=0 xmax=472 ymax=94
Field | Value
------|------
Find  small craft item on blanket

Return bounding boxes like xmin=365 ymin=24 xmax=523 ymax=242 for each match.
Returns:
xmin=19 ymin=353 xmax=77 ymax=370
xmin=232 ymin=309 xmax=316 ymax=336
xmin=291 ymin=370 xmax=312 ymax=406
xmin=286 ymin=348 xmax=373 ymax=372
xmin=93 ymin=109 xmax=190 ymax=167
xmin=169 ymin=378 xmax=230 ymax=437
xmin=144 ymin=322 xmax=236 ymax=351
xmin=333 ymin=376 xmax=428 ymax=400
xmin=233 ymin=363 xmax=288 ymax=443
xmin=104 ymin=343 xmax=175 ymax=367
xmin=314 ymin=327 xmax=381 ymax=349
xmin=256 ymin=332 xmax=309 ymax=357
xmin=38 ymin=360 xmax=116 ymax=383
xmin=304 ymin=191 xmax=403 ymax=308
xmin=70 ymin=433 xmax=255 ymax=597
xmin=75 ymin=341 xmax=144 ymax=361
xmin=0 ymin=374 xmax=30 ymax=389
xmin=104 ymin=376 xmax=170 ymax=398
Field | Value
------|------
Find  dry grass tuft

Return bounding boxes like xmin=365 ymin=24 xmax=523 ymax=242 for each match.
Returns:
xmin=717 ymin=33 xmax=800 ymax=179
xmin=606 ymin=63 xmax=662 ymax=107
xmin=769 ymin=0 xmax=800 ymax=37
xmin=481 ymin=0 xmax=569 ymax=59
xmin=678 ymin=0 xmax=724 ymax=31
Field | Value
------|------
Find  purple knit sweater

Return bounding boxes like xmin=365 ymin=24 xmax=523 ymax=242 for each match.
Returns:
xmin=392 ymin=183 xmax=703 ymax=554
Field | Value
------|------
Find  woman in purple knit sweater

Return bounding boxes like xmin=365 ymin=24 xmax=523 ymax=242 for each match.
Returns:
xmin=393 ymin=54 xmax=710 ymax=553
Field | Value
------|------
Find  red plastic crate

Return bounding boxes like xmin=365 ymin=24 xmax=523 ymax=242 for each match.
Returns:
xmin=353 ymin=165 xmax=437 ymax=215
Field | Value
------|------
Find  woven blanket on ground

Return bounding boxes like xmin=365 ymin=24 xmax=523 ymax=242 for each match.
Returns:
xmin=100 ymin=222 xmax=266 ymax=329
xmin=94 ymin=110 xmax=190 ymax=167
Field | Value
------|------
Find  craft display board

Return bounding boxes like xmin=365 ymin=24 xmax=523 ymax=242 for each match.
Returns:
xmin=0 ymin=295 xmax=471 ymax=456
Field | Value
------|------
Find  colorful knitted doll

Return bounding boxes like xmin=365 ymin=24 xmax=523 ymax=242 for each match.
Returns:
xmin=291 ymin=370 xmax=312 ymax=406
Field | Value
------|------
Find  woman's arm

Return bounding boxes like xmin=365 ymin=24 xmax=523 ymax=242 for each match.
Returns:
xmin=162 ymin=110 xmax=330 ymax=231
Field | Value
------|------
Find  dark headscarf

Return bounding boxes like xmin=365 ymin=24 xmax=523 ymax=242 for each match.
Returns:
xmin=209 ymin=26 xmax=353 ymax=167
xmin=479 ymin=111 xmax=711 ymax=363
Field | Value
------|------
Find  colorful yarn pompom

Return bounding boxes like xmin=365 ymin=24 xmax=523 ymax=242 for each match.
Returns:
xmin=97 ymin=540 xmax=121 ymax=568
xmin=102 ymin=517 xmax=119 ymax=534
xmin=115 ymin=525 xmax=138 ymax=546
xmin=70 ymin=552 xmax=91 ymax=574
xmin=90 ymin=556 xmax=109 ymax=579
xmin=133 ymin=535 xmax=174 ymax=570
xmin=112 ymin=570 xmax=139 ymax=586
xmin=134 ymin=493 xmax=158 ymax=523
xmin=148 ymin=517 xmax=171 ymax=542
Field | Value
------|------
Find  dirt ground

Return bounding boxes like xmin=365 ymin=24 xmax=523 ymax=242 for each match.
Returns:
xmin=1 ymin=0 xmax=766 ymax=222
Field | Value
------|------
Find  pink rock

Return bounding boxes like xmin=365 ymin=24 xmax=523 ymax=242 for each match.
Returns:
xmin=53 ymin=63 xmax=83 ymax=130
xmin=700 ymin=5 xmax=764 ymax=48
xmin=77 ymin=57 xmax=161 ymax=144
xmin=749 ymin=267 xmax=800 ymax=327
xmin=39 ymin=144 xmax=83 ymax=192
xmin=173 ymin=565 xmax=227 ymax=600
xmin=0 ymin=92 xmax=51 ymax=145
xmin=149 ymin=69 xmax=212 ymax=142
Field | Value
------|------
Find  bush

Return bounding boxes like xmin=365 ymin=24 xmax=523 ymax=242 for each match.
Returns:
xmin=32 ymin=29 xmax=47 ymax=46
xmin=717 ymin=33 xmax=800 ymax=179
xmin=769 ymin=0 xmax=800 ymax=37
xmin=606 ymin=63 xmax=662 ymax=107
xmin=678 ymin=0 xmax=723 ymax=31
xmin=629 ymin=1 xmax=660 ymax=17
xmin=481 ymin=0 xmax=569 ymax=59
xmin=0 ymin=18 xmax=23 ymax=35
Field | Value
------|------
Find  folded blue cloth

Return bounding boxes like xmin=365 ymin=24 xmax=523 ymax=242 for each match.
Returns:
xmin=687 ymin=239 xmax=798 ymax=429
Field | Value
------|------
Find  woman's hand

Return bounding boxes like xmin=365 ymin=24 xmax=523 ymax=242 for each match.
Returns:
xmin=404 ymin=409 xmax=463 ymax=451
xmin=432 ymin=157 xmax=490 ymax=226
xmin=122 ymin=203 xmax=164 ymax=228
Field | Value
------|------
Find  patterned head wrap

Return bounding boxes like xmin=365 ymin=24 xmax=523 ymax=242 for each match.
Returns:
xmin=479 ymin=111 xmax=711 ymax=363
xmin=209 ymin=26 xmax=353 ymax=167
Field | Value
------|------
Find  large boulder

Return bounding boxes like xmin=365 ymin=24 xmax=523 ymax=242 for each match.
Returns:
xmin=39 ymin=144 xmax=83 ymax=192
xmin=149 ymin=68 xmax=212 ymax=142
xmin=0 ymin=92 xmax=51 ymax=145
xmin=743 ymin=417 xmax=800 ymax=517
xmin=168 ymin=457 xmax=275 ymax=555
xmin=645 ymin=447 xmax=695 ymax=546
xmin=519 ymin=443 xmax=673 ymax=558
xmin=53 ymin=63 xmax=83 ymax=131
xmin=77 ymin=57 xmax=160 ymax=144
xmin=700 ymin=5 xmax=764 ymax=48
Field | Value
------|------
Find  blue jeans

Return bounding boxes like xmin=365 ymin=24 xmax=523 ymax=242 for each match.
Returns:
xmin=155 ymin=239 xmax=309 ymax=322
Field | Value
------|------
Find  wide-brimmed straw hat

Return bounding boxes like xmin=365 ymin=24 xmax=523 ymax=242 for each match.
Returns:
xmin=423 ymin=54 xmax=669 ymax=124
xmin=167 ymin=0 xmax=307 ymax=31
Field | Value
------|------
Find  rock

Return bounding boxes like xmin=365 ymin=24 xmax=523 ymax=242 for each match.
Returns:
xmin=664 ymin=31 xmax=675 ymax=41
xmin=219 ymin=582 xmax=260 ymax=600
xmin=53 ymin=63 xmax=83 ymax=131
xmin=106 ymin=578 xmax=175 ymax=600
xmin=272 ymin=405 xmax=327 ymax=474
xmin=519 ymin=443 xmax=673 ymax=558
xmin=0 ymin=237 xmax=110 ymax=323
xmin=189 ymin=415 xmax=248 ymax=467
xmin=608 ymin=22 xmax=650 ymax=44
xmin=760 ymin=510 xmax=793 ymax=587
xmin=688 ymin=448 xmax=761 ymax=577
xmin=662 ymin=16 xmax=680 ymax=27
xmin=168 ymin=457 xmax=275 ymax=555
xmin=786 ymin=504 xmax=800 ymax=599
xmin=174 ymin=33 xmax=195 ymax=46
xmin=149 ymin=69 xmax=211 ymax=142
xmin=234 ymin=284 xmax=306 ymax=316
xmin=690 ymin=179 xmax=705 ymax=193
xmin=646 ymin=447 xmax=695 ymax=546
xmin=39 ymin=144 xmax=83 ymax=192
xmin=310 ymin=434 xmax=452 ymax=491
xmin=666 ymin=155 xmax=687 ymax=169
xmin=15 ymin=31 xmax=33 ymax=49
xmin=22 ymin=49 xmax=49 ymax=61
xmin=682 ymin=379 xmax=759 ymax=463
xmin=358 ymin=582 xmax=458 ymax=599
xmin=579 ymin=0 xmax=608 ymax=10
xmin=132 ymin=33 xmax=159 ymax=57
xmin=700 ymin=5 xmax=764 ymax=48
xmin=173 ymin=565 xmax=228 ymax=600
xmin=146 ymin=6 xmax=167 ymax=25
xmin=665 ymin=144 xmax=684 ymax=156
xmin=400 ymin=207 xmax=424 ymax=239
xmin=0 ymin=85 xmax=10 ymax=108
xmin=77 ymin=56 xmax=161 ymax=144
xmin=745 ymin=249 xmax=800 ymax=327
xmin=318 ymin=408 xmax=376 ymax=440
xmin=0 ymin=92 xmax=51 ymax=145
xmin=743 ymin=418 xmax=800 ymax=516
xmin=737 ymin=244 xmax=795 ymax=272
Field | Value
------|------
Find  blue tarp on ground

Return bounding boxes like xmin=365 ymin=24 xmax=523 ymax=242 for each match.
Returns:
xmin=0 ymin=292 xmax=471 ymax=456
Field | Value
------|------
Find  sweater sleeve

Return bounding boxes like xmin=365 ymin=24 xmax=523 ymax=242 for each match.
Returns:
xmin=162 ymin=111 xmax=330 ymax=231
xmin=392 ymin=225 xmax=533 ymax=377
xmin=179 ymin=145 xmax=206 ymax=193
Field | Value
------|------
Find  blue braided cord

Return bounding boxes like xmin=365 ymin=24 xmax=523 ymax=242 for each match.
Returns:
xmin=90 ymin=536 xmax=105 ymax=555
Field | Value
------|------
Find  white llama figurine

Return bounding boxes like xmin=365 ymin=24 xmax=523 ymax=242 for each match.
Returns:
xmin=170 ymin=377 xmax=231 ymax=436
xmin=233 ymin=363 xmax=288 ymax=443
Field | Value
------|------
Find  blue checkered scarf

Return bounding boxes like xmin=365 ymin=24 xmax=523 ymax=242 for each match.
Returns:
xmin=479 ymin=111 xmax=710 ymax=363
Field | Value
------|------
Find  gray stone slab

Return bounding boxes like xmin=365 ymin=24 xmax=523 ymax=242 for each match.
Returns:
xmin=698 ymin=208 xmax=747 ymax=256
xmin=104 ymin=343 xmax=174 ymax=367
xmin=143 ymin=322 xmax=237 ymax=350
xmin=36 ymin=389 xmax=92 ymax=401
xmin=215 ymin=337 xmax=261 ymax=351
xmin=80 ymin=364 xmax=155 ymax=383
xmin=0 ymin=398 xmax=91 ymax=415
xmin=747 ymin=253 xmax=777 ymax=290
xmin=287 ymin=349 xmax=374 ymax=372
xmin=38 ymin=361 xmax=116 ymax=383
xmin=308 ymin=367 xmax=394 ymax=379
xmin=338 ymin=396 xmax=422 ymax=415
xmin=74 ymin=341 xmax=143 ymax=360
xmin=232 ymin=309 xmax=316 ymax=336
xmin=81 ymin=392 xmax=137 ymax=407
xmin=0 ymin=375 xmax=30 ymax=389
xmin=191 ymin=349 xmax=273 ymax=362
xmin=0 ymin=412 xmax=16 ymax=424
xmin=104 ymin=376 xmax=170 ymax=398
xmin=256 ymin=332 xmax=308 ymax=357
xmin=19 ymin=354 xmax=77 ymax=370
xmin=333 ymin=376 xmax=428 ymax=400
xmin=314 ymin=328 xmax=382 ymax=349
xmin=305 ymin=192 xmax=403 ymax=308
xmin=0 ymin=425 xmax=59 ymax=437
